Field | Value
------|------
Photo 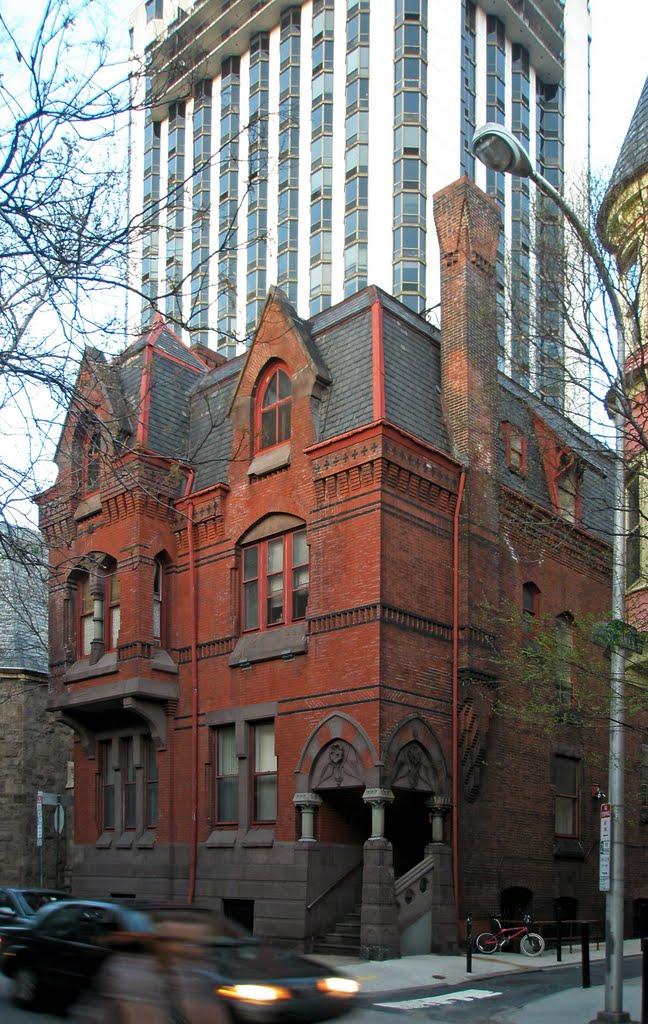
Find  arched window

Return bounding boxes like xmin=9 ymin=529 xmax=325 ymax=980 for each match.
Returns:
xmin=241 ymin=523 xmax=308 ymax=632
xmin=72 ymin=557 xmax=119 ymax=661
xmin=256 ymin=364 xmax=291 ymax=451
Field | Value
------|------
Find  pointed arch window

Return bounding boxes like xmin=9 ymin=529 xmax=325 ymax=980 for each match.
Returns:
xmin=256 ymin=364 xmax=292 ymax=452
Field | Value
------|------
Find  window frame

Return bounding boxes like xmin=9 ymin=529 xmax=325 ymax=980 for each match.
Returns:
xmin=153 ymin=557 xmax=165 ymax=647
xmin=255 ymin=363 xmax=292 ymax=453
xmin=554 ymin=755 xmax=579 ymax=838
xmin=522 ymin=581 xmax=539 ymax=643
xmin=242 ymin=527 xmax=308 ymax=633
xmin=626 ymin=473 xmax=641 ymax=587
xmin=121 ymin=738 xmax=137 ymax=830
xmin=502 ymin=421 xmax=527 ymax=475
xmin=144 ymin=736 xmax=159 ymax=829
xmin=555 ymin=613 xmax=575 ymax=708
xmin=214 ymin=724 xmax=239 ymax=826
xmin=251 ymin=720 xmax=277 ymax=824
xmin=98 ymin=740 xmax=115 ymax=832
xmin=78 ymin=573 xmax=95 ymax=658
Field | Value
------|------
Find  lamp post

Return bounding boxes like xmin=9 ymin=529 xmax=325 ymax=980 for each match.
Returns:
xmin=472 ymin=122 xmax=631 ymax=1024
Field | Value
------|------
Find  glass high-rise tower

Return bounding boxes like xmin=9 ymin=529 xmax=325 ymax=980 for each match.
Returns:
xmin=128 ymin=0 xmax=590 ymax=409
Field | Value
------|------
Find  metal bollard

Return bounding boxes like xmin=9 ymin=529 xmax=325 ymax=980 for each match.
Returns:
xmin=581 ymin=922 xmax=590 ymax=989
xmin=555 ymin=913 xmax=562 ymax=962
xmin=466 ymin=912 xmax=473 ymax=974
xmin=638 ymin=937 xmax=642 ymax=1024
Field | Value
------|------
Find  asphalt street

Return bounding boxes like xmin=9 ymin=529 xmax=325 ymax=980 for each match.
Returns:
xmin=0 ymin=955 xmax=643 ymax=1024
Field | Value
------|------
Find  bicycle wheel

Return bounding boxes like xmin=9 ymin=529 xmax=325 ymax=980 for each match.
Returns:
xmin=520 ymin=932 xmax=545 ymax=957
xmin=475 ymin=931 xmax=499 ymax=954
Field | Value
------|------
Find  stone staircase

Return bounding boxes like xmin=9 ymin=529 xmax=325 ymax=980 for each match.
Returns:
xmin=311 ymin=904 xmax=361 ymax=957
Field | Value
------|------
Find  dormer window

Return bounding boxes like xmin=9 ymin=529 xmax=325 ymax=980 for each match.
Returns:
xmin=556 ymin=457 xmax=579 ymax=524
xmin=257 ymin=364 xmax=291 ymax=452
xmin=502 ymin=421 xmax=527 ymax=476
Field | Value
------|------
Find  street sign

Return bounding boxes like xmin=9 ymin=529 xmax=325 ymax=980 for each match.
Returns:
xmin=53 ymin=805 xmax=65 ymax=834
xmin=599 ymin=803 xmax=611 ymax=892
xmin=36 ymin=791 xmax=43 ymax=848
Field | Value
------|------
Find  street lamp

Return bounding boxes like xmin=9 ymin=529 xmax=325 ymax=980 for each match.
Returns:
xmin=472 ymin=122 xmax=631 ymax=1024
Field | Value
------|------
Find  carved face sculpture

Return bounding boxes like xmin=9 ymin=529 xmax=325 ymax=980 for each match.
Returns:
xmin=329 ymin=742 xmax=344 ymax=765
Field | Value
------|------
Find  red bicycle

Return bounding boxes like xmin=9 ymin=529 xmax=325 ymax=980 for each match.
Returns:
xmin=475 ymin=915 xmax=545 ymax=957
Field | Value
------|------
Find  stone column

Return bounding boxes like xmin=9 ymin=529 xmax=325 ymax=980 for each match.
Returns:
xmin=293 ymin=792 xmax=322 ymax=842
xmin=426 ymin=794 xmax=451 ymax=843
xmin=89 ymin=582 xmax=105 ymax=665
xmin=362 ymin=787 xmax=394 ymax=839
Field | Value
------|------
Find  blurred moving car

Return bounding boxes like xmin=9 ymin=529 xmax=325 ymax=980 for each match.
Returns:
xmin=0 ymin=887 xmax=67 ymax=928
xmin=204 ymin=936 xmax=360 ymax=1023
xmin=0 ymin=899 xmax=153 ymax=1011
xmin=1 ymin=899 xmax=360 ymax=1021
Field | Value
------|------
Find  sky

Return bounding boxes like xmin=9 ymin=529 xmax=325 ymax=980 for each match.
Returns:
xmin=589 ymin=0 xmax=648 ymax=174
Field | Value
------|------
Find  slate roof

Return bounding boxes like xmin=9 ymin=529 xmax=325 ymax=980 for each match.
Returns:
xmin=82 ymin=288 xmax=612 ymax=546
xmin=598 ymin=75 xmax=648 ymax=246
xmin=312 ymin=287 xmax=448 ymax=452
xmin=0 ymin=527 xmax=48 ymax=675
xmin=189 ymin=356 xmax=244 ymax=491
xmin=498 ymin=375 xmax=614 ymax=543
xmin=117 ymin=322 xmax=207 ymax=459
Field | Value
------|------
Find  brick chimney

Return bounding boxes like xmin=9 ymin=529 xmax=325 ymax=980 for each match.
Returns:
xmin=433 ymin=176 xmax=502 ymax=677
xmin=433 ymin=177 xmax=501 ymax=470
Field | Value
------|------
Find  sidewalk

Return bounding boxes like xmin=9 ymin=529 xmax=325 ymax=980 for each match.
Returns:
xmin=315 ymin=938 xmax=644 ymax=1020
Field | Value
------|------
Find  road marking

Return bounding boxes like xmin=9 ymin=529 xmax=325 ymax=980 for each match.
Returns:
xmin=376 ymin=988 xmax=502 ymax=1008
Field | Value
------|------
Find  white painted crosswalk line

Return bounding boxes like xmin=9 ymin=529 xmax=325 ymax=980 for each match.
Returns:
xmin=376 ymin=988 xmax=503 ymax=1009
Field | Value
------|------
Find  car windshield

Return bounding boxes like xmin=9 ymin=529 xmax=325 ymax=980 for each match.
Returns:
xmin=22 ymin=892 xmax=65 ymax=913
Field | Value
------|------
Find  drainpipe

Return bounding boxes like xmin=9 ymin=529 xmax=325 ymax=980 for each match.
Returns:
xmin=452 ymin=469 xmax=466 ymax=932
xmin=187 ymin=500 xmax=199 ymax=903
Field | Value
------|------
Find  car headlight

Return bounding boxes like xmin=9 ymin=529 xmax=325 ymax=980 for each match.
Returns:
xmin=216 ymin=984 xmax=292 ymax=1003
xmin=316 ymin=977 xmax=360 ymax=996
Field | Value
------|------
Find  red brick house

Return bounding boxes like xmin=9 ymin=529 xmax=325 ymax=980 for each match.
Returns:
xmin=37 ymin=178 xmax=644 ymax=955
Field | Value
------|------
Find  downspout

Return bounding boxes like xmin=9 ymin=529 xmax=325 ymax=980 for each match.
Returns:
xmin=187 ymin=499 xmax=199 ymax=903
xmin=452 ymin=469 xmax=466 ymax=932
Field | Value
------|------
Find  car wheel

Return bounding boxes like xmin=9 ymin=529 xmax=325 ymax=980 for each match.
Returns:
xmin=14 ymin=964 xmax=40 ymax=1008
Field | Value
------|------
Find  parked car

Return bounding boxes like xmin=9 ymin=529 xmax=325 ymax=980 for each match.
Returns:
xmin=0 ymin=886 xmax=68 ymax=927
xmin=0 ymin=899 xmax=154 ymax=1011
xmin=1 ymin=899 xmax=360 ymax=1021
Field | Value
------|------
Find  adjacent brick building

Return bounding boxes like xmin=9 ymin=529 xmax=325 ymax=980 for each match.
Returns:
xmin=0 ymin=526 xmax=72 ymax=888
xmin=37 ymin=177 xmax=647 ymax=955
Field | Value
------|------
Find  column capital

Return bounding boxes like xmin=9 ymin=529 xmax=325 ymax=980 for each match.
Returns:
xmin=293 ymin=791 xmax=323 ymax=809
xmin=362 ymin=788 xmax=394 ymax=807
